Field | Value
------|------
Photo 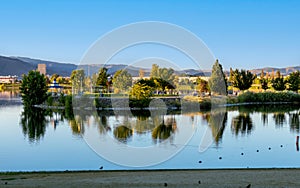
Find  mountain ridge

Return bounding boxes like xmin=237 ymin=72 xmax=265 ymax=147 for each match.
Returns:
xmin=0 ymin=55 xmax=299 ymax=78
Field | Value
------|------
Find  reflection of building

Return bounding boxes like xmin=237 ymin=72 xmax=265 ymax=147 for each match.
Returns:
xmin=0 ymin=90 xmax=20 ymax=99
xmin=37 ymin=64 xmax=46 ymax=75
xmin=0 ymin=75 xmax=17 ymax=83
xmin=49 ymin=79 xmax=63 ymax=93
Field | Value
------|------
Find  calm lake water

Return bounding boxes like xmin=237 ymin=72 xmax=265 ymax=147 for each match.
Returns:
xmin=1 ymin=96 xmax=300 ymax=171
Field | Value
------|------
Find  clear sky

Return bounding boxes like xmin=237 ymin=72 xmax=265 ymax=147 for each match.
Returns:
xmin=1 ymin=0 xmax=300 ymax=70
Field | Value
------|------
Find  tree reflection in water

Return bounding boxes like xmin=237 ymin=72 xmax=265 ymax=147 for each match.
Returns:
xmin=207 ymin=110 xmax=227 ymax=145
xmin=134 ymin=116 xmax=151 ymax=134
xmin=113 ymin=126 xmax=133 ymax=143
xmin=289 ymin=112 xmax=300 ymax=132
xmin=273 ymin=113 xmax=286 ymax=126
xmin=231 ymin=113 xmax=254 ymax=136
xmin=94 ymin=114 xmax=111 ymax=135
xmin=20 ymin=107 xmax=48 ymax=143
xmin=152 ymin=116 xmax=177 ymax=143
xmin=261 ymin=113 xmax=268 ymax=125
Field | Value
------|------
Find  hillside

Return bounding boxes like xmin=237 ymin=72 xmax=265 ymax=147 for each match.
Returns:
xmin=0 ymin=56 xmax=36 ymax=77
xmin=15 ymin=57 xmax=77 ymax=77
xmin=251 ymin=66 xmax=300 ymax=76
xmin=1 ymin=55 xmax=299 ymax=78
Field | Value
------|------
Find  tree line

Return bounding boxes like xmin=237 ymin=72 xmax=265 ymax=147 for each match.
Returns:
xmin=20 ymin=60 xmax=300 ymax=107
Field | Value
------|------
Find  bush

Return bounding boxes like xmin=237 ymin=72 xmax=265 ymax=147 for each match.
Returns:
xmin=238 ymin=91 xmax=300 ymax=103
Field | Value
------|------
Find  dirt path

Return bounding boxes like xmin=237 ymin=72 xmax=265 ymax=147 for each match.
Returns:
xmin=1 ymin=169 xmax=300 ymax=188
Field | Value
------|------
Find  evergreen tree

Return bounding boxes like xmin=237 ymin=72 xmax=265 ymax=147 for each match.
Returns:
xmin=287 ymin=71 xmax=300 ymax=93
xmin=271 ymin=71 xmax=286 ymax=91
xmin=208 ymin=59 xmax=228 ymax=95
xmin=260 ymin=78 xmax=269 ymax=91
xmin=260 ymin=70 xmax=269 ymax=91
xmin=230 ymin=69 xmax=256 ymax=91
xmin=96 ymin=67 xmax=109 ymax=87
xmin=20 ymin=70 xmax=48 ymax=107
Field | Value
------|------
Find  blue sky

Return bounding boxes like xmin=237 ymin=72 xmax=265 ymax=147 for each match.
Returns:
xmin=1 ymin=0 xmax=300 ymax=70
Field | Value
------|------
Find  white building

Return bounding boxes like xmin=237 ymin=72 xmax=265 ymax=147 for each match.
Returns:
xmin=0 ymin=75 xmax=18 ymax=83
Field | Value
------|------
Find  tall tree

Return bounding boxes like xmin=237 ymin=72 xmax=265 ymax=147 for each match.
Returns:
xmin=287 ymin=71 xmax=300 ymax=93
xmin=139 ymin=69 xmax=145 ymax=78
xmin=96 ymin=67 xmax=109 ymax=87
xmin=271 ymin=71 xmax=286 ymax=91
xmin=20 ymin=70 xmax=48 ymax=107
xmin=150 ymin=64 xmax=159 ymax=78
xmin=70 ymin=69 xmax=85 ymax=94
xmin=112 ymin=70 xmax=133 ymax=93
xmin=230 ymin=69 xmax=256 ymax=91
xmin=208 ymin=59 xmax=227 ymax=95
xmin=260 ymin=70 xmax=268 ymax=91
xmin=260 ymin=69 xmax=264 ymax=78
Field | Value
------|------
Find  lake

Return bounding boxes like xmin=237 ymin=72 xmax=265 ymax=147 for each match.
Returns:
xmin=1 ymin=96 xmax=300 ymax=171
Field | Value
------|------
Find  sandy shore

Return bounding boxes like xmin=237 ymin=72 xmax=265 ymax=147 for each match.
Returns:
xmin=1 ymin=169 xmax=300 ymax=188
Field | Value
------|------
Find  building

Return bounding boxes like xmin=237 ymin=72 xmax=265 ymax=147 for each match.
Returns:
xmin=37 ymin=64 xmax=46 ymax=75
xmin=0 ymin=75 xmax=18 ymax=83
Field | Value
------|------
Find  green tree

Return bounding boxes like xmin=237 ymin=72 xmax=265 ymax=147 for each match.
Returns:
xmin=150 ymin=64 xmax=159 ymax=78
xmin=130 ymin=82 xmax=153 ymax=100
xmin=70 ymin=69 xmax=85 ymax=94
xmin=20 ymin=70 xmax=48 ymax=107
xmin=150 ymin=64 xmax=176 ymax=92
xmin=208 ymin=59 xmax=228 ymax=95
xmin=112 ymin=70 xmax=132 ymax=93
xmin=136 ymin=78 xmax=156 ymax=88
xmin=260 ymin=70 xmax=269 ymax=91
xmin=271 ymin=71 xmax=286 ymax=91
xmin=230 ymin=69 xmax=256 ymax=91
xmin=260 ymin=78 xmax=269 ymax=91
xmin=287 ymin=71 xmax=300 ymax=93
xmin=96 ymin=67 xmax=109 ymax=92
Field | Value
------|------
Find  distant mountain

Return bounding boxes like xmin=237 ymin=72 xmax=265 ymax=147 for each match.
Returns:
xmin=1 ymin=55 xmax=299 ymax=78
xmin=251 ymin=66 xmax=300 ymax=76
xmin=0 ymin=56 xmax=36 ymax=77
xmin=15 ymin=57 xmax=77 ymax=77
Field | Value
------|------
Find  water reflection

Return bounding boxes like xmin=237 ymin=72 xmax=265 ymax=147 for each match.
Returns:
xmin=20 ymin=107 xmax=48 ymax=142
xmin=152 ymin=117 xmax=177 ymax=143
xmin=231 ymin=113 xmax=254 ymax=136
xmin=273 ymin=113 xmax=286 ymax=126
xmin=95 ymin=114 xmax=110 ymax=135
xmin=261 ymin=113 xmax=268 ymax=125
xmin=203 ymin=110 xmax=227 ymax=145
xmin=0 ymin=90 xmax=20 ymax=100
xmin=114 ymin=126 xmax=133 ymax=143
xmin=19 ymin=104 xmax=300 ymax=145
xmin=289 ymin=112 xmax=300 ymax=132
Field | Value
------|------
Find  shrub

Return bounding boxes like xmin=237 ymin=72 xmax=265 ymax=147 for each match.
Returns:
xmin=238 ymin=91 xmax=300 ymax=103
